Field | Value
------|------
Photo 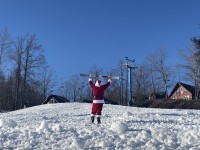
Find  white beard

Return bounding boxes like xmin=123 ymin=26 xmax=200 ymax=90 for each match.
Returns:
xmin=95 ymin=81 xmax=101 ymax=87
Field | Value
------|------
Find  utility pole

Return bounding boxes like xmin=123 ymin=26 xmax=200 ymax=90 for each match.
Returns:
xmin=121 ymin=57 xmax=137 ymax=106
xmin=60 ymin=78 xmax=64 ymax=96
xmin=164 ymin=74 xmax=170 ymax=99
xmin=120 ymin=65 xmax=123 ymax=105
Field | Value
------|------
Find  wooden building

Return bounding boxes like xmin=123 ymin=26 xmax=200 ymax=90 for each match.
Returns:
xmin=149 ymin=92 xmax=166 ymax=100
xmin=43 ymin=94 xmax=69 ymax=104
xmin=168 ymin=82 xmax=195 ymax=100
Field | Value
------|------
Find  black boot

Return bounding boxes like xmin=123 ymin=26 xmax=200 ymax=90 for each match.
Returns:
xmin=91 ymin=116 xmax=94 ymax=123
xmin=97 ymin=117 xmax=101 ymax=124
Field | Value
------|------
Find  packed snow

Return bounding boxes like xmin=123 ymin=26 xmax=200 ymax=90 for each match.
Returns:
xmin=1 ymin=103 xmax=200 ymax=150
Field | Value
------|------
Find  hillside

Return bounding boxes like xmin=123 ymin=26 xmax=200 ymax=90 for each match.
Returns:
xmin=1 ymin=103 xmax=200 ymax=149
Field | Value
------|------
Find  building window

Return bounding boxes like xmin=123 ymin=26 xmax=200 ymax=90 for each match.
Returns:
xmin=181 ymin=90 xmax=183 ymax=94
xmin=184 ymin=95 xmax=189 ymax=100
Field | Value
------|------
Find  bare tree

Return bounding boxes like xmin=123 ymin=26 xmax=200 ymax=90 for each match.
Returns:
xmin=132 ymin=64 xmax=152 ymax=103
xmin=0 ymin=29 xmax=12 ymax=110
xmin=102 ymin=60 xmax=128 ymax=105
xmin=37 ymin=65 xmax=56 ymax=100
xmin=22 ymin=34 xmax=46 ymax=106
xmin=11 ymin=36 xmax=23 ymax=109
xmin=105 ymin=65 xmax=122 ymax=104
xmin=179 ymin=45 xmax=200 ymax=100
xmin=10 ymin=34 xmax=46 ymax=109
xmin=89 ymin=66 xmax=103 ymax=76
xmin=117 ymin=60 xmax=127 ymax=105
xmin=0 ymin=30 xmax=57 ymax=110
xmin=64 ymin=75 xmax=82 ymax=102
xmin=0 ymin=28 xmax=12 ymax=72
xmin=146 ymin=48 xmax=172 ymax=98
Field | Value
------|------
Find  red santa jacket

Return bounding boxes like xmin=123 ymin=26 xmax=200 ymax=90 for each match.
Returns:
xmin=89 ymin=78 xmax=111 ymax=103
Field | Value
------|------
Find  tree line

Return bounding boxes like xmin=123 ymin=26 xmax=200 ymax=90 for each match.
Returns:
xmin=62 ymin=29 xmax=200 ymax=105
xmin=0 ymin=29 xmax=55 ymax=112
xmin=0 ymin=27 xmax=199 ymax=111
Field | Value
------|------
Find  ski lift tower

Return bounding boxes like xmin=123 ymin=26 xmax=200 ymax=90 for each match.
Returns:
xmin=122 ymin=57 xmax=137 ymax=106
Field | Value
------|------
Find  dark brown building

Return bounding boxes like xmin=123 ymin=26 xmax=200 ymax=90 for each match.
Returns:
xmin=149 ymin=92 xmax=166 ymax=100
xmin=169 ymin=82 xmax=195 ymax=100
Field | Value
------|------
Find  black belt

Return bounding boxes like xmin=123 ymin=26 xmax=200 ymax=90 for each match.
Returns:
xmin=94 ymin=96 xmax=104 ymax=99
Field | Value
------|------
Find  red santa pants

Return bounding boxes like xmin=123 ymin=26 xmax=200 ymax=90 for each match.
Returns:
xmin=91 ymin=103 xmax=103 ymax=116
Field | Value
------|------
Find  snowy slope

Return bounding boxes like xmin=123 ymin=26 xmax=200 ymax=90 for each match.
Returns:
xmin=1 ymin=103 xmax=200 ymax=150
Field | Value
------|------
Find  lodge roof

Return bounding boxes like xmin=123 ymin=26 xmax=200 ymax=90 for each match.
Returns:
xmin=43 ymin=94 xmax=69 ymax=104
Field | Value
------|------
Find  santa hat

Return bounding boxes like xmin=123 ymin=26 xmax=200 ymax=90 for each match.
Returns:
xmin=95 ymin=80 xmax=102 ymax=87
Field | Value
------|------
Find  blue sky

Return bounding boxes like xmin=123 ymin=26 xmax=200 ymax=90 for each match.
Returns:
xmin=0 ymin=0 xmax=200 ymax=81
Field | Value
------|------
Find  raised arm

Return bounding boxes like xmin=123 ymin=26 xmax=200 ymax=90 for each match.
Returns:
xmin=88 ymin=76 xmax=94 ymax=88
xmin=102 ymin=78 xmax=111 ymax=90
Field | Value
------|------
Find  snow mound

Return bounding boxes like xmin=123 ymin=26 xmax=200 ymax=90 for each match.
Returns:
xmin=124 ymin=111 xmax=133 ymax=117
xmin=36 ymin=121 xmax=50 ymax=132
xmin=70 ymin=137 xmax=85 ymax=149
xmin=0 ymin=119 xmax=17 ymax=128
xmin=52 ymin=124 xmax=62 ymax=132
xmin=110 ymin=121 xmax=128 ymax=134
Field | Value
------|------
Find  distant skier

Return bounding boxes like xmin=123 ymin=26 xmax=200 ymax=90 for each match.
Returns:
xmin=88 ymin=75 xmax=111 ymax=124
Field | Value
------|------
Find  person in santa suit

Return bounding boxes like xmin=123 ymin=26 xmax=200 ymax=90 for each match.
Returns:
xmin=88 ymin=75 xmax=111 ymax=124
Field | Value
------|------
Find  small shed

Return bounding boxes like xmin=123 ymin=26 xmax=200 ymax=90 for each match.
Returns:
xmin=43 ymin=94 xmax=69 ymax=104
xmin=168 ymin=82 xmax=195 ymax=100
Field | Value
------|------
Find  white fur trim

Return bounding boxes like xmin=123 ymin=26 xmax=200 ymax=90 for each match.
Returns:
xmin=88 ymin=78 xmax=92 ymax=81
xmin=95 ymin=80 xmax=101 ymax=87
xmin=108 ymin=79 xmax=111 ymax=83
xmin=96 ymin=115 xmax=101 ymax=117
xmin=93 ymin=100 xmax=104 ymax=103
xmin=91 ymin=114 xmax=95 ymax=116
